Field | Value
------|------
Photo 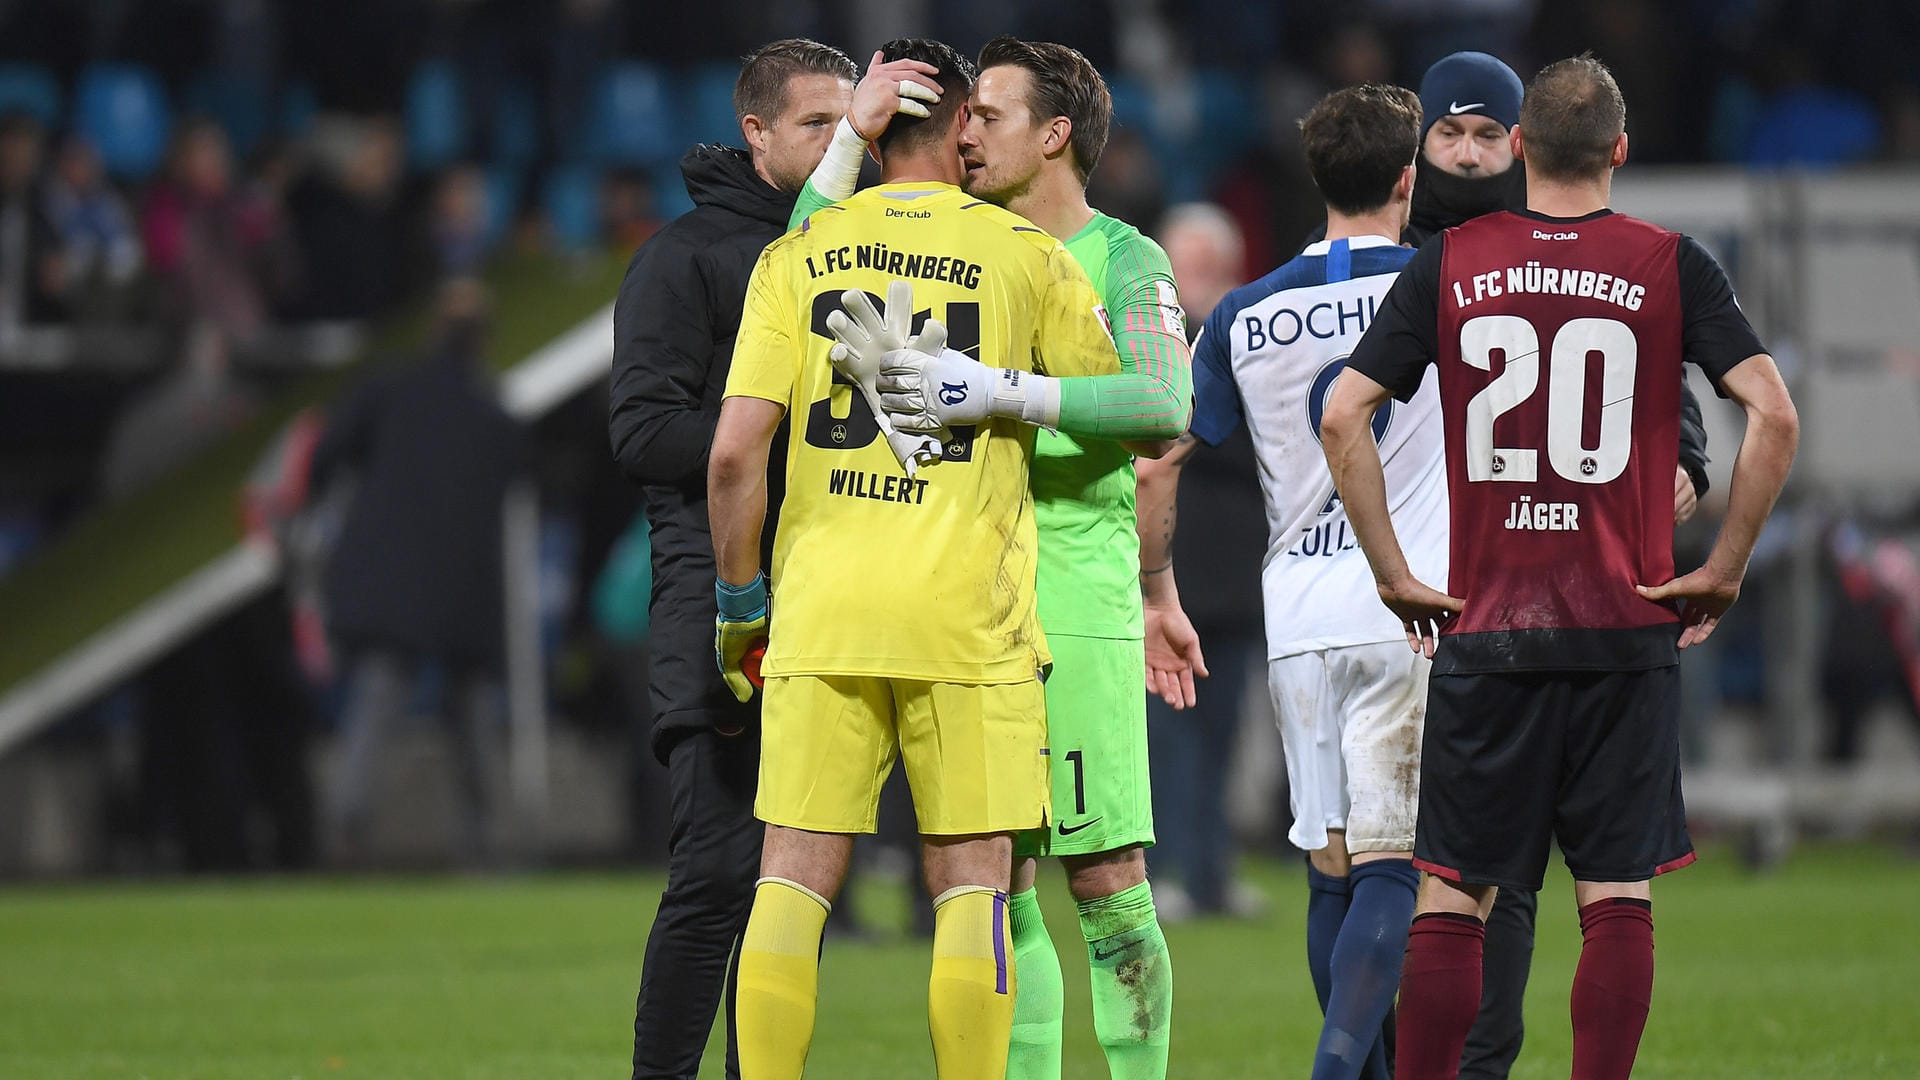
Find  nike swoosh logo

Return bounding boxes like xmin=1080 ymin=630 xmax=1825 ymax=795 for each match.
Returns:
xmin=1448 ymin=101 xmax=1486 ymax=115
xmin=1058 ymin=817 xmax=1103 ymax=837
xmin=1092 ymin=937 xmax=1140 ymax=962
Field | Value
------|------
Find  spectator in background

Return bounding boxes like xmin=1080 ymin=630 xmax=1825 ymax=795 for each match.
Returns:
xmin=310 ymin=278 xmax=528 ymax=865
xmin=427 ymin=164 xmax=493 ymax=279
xmin=1139 ymin=203 xmax=1268 ymax=921
xmin=143 ymin=119 xmax=286 ymax=344
xmin=1084 ymin=128 xmax=1167 ymax=241
xmin=0 ymin=112 xmax=67 ymax=333
xmin=600 ymin=169 xmax=662 ymax=254
xmin=43 ymin=134 xmax=142 ymax=321
xmin=1211 ymin=71 xmax=1324 ymax=279
xmin=290 ymin=116 xmax=410 ymax=320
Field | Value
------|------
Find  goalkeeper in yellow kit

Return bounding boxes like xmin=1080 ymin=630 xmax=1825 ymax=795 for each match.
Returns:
xmin=705 ymin=38 xmax=1121 ymax=1080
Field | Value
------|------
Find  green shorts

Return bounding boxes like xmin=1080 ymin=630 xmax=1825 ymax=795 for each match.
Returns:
xmin=1018 ymin=633 xmax=1155 ymax=858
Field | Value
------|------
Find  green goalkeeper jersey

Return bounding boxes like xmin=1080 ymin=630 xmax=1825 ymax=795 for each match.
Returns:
xmin=1039 ymin=213 xmax=1183 ymax=639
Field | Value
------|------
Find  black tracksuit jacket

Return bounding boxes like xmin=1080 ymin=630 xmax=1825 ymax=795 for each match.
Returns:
xmin=609 ymin=144 xmax=792 ymax=762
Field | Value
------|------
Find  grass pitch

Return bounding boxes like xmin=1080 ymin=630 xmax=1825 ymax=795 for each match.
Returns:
xmin=0 ymin=844 xmax=1914 ymax=1078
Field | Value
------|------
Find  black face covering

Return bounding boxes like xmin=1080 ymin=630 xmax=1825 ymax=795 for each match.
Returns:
xmin=1410 ymin=153 xmax=1527 ymax=234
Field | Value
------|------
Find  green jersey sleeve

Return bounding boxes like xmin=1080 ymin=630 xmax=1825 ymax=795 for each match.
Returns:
xmin=788 ymin=176 xmax=836 ymax=232
xmin=1052 ymin=227 xmax=1193 ymax=441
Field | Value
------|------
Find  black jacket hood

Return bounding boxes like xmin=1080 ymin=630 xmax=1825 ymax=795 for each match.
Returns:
xmin=680 ymin=144 xmax=794 ymax=228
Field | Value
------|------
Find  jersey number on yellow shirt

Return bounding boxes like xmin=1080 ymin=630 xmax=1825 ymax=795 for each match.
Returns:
xmin=801 ymin=290 xmax=983 ymax=462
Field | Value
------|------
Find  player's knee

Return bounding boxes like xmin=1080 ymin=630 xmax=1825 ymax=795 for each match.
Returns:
xmin=759 ymin=825 xmax=854 ymax=902
xmin=1061 ymin=844 xmax=1147 ymax=901
xmin=1307 ymin=839 xmax=1352 ymax=878
xmin=920 ymin=833 xmax=1013 ymax=898
xmin=1419 ymin=873 xmax=1497 ymax=919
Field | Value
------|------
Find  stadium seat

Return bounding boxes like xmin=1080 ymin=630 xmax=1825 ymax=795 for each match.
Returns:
xmin=280 ymin=81 xmax=318 ymax=139
xmin=482 ymin=165 xmax=523 ymax=246
xmin=651 ymin=162 xmax=694 ymax=220
xmin=184 ymin=71 xmax=273 ymax=158
xmin=1106 ymin=73 xmax=1155 ymax=139
xmin=0 ymin=64 xmax=61 ymax=127
xmin=684 ymin=62 xmax=742 ymax=148
xmin=406 ymin=59 xmax=469 ymax=171
xmin=542 ymin=165 xmax=600 ymax=251
xmin=584 ymin=63 xmax=676 ymax=166
xmin=73 ymin=64 xmax=171 ymax=178
xmin=491 ymin=81 xmax=541 ymax=166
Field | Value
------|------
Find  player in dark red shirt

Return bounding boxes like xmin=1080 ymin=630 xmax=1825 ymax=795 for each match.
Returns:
xmin=1323 ymin=56 xmax=1800 ymax=1080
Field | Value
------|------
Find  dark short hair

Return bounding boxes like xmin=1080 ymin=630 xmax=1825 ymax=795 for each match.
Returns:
xmin=873 ymin=38 xmax=975 ymax=157
xmin=733 ymin=39 xmax=858 ymax=124
xmin=1298 ymin=84 xmax=1422 ymax=215
xmin=976 ymin=36 xmax=1112 ymax=183
xmin=1517 ymin=54 xmax=1626 ymax=181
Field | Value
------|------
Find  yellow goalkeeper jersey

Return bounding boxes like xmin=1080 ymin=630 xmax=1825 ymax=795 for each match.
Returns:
xmin=726 ymin=181 xmax=1120 ymax=683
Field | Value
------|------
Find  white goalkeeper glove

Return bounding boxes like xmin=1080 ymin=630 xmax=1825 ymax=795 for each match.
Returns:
xmin=874 ymin=348 xmax=1062 ymax=433
xmin=824 ymin=281 xmax=947 ymax=477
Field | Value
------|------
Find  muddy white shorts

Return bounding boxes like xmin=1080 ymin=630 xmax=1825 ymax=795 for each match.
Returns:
xmin=1267 ymin=641 xmax=1428 ymax=855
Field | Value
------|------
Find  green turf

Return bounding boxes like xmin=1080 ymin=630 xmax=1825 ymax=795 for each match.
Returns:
xmin=0 ymin=846 xmax=1914 ymax=1078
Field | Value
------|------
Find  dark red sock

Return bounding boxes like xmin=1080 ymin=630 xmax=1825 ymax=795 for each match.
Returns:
xmin=1571 ymin=897 xmax=1655 ymax=1080
xmin=1394 ymin=912 xmax=1484 ymax=1080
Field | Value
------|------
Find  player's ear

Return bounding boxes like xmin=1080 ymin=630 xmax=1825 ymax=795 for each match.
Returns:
xmin=1510 ymin=124 xmax=1526 ymax=164
xmin=1611 ymin=131 xmax=1629 ymax=168
xmin=1395 ymin=162 xmax=1416 ymax=203
xmin=741 ymin=113 xmax=772 ymax=157
xmin=1043 ymin=115 xmax=1072 ymax=158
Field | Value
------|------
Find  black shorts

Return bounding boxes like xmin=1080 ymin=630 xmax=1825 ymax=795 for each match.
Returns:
xmin=1412 ymin=665 xmax=1695 ymax=892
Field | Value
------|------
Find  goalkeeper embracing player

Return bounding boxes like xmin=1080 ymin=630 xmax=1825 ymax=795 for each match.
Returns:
xmin=794 ymin=36 xmax=1196 ymax=1080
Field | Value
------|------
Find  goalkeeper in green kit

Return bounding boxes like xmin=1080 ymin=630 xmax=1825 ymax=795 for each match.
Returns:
xmin=793 ymin=37 xmax=1202 ymax=1080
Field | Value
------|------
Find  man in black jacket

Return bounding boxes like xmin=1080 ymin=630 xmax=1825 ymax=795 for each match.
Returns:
xmin=607 ymin=39 xmax=940 ymax=1080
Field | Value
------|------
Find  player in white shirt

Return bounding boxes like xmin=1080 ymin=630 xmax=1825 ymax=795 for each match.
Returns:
xmin=1135 ymin=85 xmax=1438 ymax=1080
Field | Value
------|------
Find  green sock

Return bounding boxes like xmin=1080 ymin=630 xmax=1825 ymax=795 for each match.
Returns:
xmin=1078 ymin=880 xmax=1173 ymax=1080
xmin=1006 ymin=887 xmax=1064 ymax=1080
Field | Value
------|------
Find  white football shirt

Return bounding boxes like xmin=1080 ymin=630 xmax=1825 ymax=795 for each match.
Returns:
xmin=1190 ymin=236 xmax=1449 ymax=658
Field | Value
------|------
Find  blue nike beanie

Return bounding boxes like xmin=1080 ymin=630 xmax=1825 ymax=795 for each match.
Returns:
xmin=1418 ymin=51 xmax=1524 ymax=136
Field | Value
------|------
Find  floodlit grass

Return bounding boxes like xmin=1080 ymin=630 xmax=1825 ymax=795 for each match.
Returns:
xmin=0 ymin=844 xmax=1914 ymax=1078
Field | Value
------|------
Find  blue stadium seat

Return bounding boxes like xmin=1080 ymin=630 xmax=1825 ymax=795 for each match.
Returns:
xmin=685 ymin=63 xmax=742 ymax=148
xmin=482 ymin=166 xmax=523 ymax=246
xmin=1106 ymin=74 xmax=1156 ymax=140
xmin=184 ymin=71 xmax=272 ymax=158
xmin=280 ymin=81 xmax=318 ymax=139
xmin=491 ymin=81 xmax=540 ymax=166
xmin=543 ymin=165 xmax=600 ymax=251
xmin=74 ymin=65 xmax=171 ymax=178
xmin=406 ymin=59 xmax=469 ymax=171
xmin=652 ymin=162 xmax=694 ymax=220
xmin=0 ymin=64 xmax=60 ymax=127
xmin=584 ymin=63 xmax=676 ymax=166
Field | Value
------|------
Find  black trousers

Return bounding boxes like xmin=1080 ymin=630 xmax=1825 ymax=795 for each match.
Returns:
xmin=632 ymin=729 xmax=763 ymax=1080
xmin=1460 ymin=886 xmax=1538 ymax=1079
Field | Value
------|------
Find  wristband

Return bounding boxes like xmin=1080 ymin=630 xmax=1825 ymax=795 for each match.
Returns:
xmin=988 ymin=366 xmax=1061 ymax=428
xmin=814 ymin=118 xmax=869 ymax=200
xmin=716 ymin=573 xmax=769 ymax=621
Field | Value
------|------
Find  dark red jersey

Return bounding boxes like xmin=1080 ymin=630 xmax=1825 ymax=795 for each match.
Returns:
xmin=1349 ymin=209 xmax=1764 ymax=673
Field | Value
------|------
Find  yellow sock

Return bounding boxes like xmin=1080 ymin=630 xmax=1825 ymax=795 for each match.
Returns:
xmin=928 ymin=886 xmax=1016 ymax=1080
xmin=737 ymin=877 xmax=830 ymax=1080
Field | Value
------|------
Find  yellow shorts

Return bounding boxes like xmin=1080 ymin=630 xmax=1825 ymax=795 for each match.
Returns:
xmin=757 ymin=674 xmax=1050 ymax=836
